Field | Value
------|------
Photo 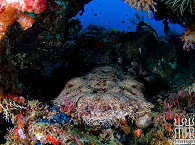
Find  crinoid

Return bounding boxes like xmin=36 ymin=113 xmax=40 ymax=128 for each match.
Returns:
xmin=161 ymin=0 xmax=194 ymax=16
xmin=53 ymin=66 xmax=153 ymax=128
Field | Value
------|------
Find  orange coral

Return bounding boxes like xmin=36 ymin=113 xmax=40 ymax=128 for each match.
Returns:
xmin=0 ymin=0 xmax=46 ymax=40
xmin=0 ymin=5 xmax=34 ymax=40
xmin=124 ymin=0 xmax=157 ymax=17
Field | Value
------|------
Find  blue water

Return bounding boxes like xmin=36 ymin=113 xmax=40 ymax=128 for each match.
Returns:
xmin=74 ymin=0 xmax=184 ymax=36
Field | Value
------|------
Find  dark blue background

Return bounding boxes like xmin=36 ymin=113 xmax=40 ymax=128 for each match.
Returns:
xmin=74 ymin=0 xmax=184 ymax=35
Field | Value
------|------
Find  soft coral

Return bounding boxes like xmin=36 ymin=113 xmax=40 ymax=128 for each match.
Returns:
xmin=2 ymin=0 xmax=46 ymax=13
xmin=0 ymin=5 xmax=34 ymax=40
xmin=0 ymin=0 xmax=46 ymax=40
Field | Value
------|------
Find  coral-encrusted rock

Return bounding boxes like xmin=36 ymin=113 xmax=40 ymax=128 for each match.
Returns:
xmin=53 ymin=66 xmax=153 ymax=128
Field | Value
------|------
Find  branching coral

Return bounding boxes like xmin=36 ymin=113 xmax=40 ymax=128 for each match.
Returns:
xmin=124 ymin=0 xmax=157 ymax=17
xmin=54 ymin=66 xmax=153 ymax=128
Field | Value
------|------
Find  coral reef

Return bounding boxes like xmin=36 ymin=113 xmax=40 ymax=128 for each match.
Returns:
xmin=0 ymin=5 xmax=195 ymax=143
xmin=3 ymin=98 xmax=72 ymax=145
xmin=53 ymin=66 xmax=153 ymax=128
xmin=123 ymin=0 xmax=195 ymax=51
xmin=3 ymin=98 xmax=123 ymax=145
xmin=150 ymin=83 xmax=195 ymax=145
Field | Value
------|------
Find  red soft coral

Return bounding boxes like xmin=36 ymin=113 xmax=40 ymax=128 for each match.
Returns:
xmin=1 ymin=0 xmax=46 ymax=13
xmin=0 ymin=5 xmax=35 ymax=40
xmin=0 ymin=0 xmax=46 ymax=40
